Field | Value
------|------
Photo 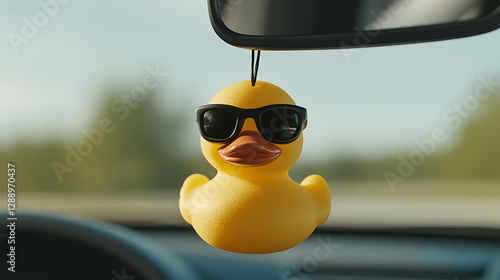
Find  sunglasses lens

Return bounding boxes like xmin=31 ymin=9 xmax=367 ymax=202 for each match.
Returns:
xmin=261 ymin=108 xmax=301 ymax=143
xmin=201 ymin=109 xmax=237 ymax=140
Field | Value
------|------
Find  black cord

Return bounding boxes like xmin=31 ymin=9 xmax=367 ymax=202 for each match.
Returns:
xmin=251 ymin=50 xmax=261 ymax=87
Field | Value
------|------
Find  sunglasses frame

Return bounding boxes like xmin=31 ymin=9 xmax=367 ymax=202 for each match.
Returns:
xmin=196 ymin=104 xmax=308 ymax=144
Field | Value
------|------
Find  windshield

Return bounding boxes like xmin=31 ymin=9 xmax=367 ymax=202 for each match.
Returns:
xmin=1 ymin=0 xmax=499 ymax=229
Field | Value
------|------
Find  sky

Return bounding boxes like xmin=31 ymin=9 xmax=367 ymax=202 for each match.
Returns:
xmin=1 ymin=0 xmax=500 ymax=162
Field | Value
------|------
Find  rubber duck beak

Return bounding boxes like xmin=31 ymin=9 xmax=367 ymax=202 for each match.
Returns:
xmin=217 ymin=131 xmax=282 ymax=165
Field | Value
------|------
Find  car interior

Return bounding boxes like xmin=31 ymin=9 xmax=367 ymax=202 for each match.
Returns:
xmin=1 ymin=0 xmax=500 ymax=279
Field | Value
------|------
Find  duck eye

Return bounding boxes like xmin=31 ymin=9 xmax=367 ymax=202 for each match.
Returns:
xmin=202 ymin=109 xmax=238 ymax=140
xmin=260 ymin=108 xmax=300 ymax=142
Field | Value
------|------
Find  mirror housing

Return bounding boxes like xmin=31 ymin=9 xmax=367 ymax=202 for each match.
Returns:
xmin=208 ymin=0 xmax=500 ymax=50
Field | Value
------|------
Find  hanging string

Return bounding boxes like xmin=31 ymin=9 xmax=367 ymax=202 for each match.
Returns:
xmin=251 ymin=50 xmax=261 ymax=87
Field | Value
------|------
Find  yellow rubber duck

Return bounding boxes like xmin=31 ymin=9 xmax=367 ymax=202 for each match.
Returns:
xmin=179 ymin=81 xmax=331 ymax=254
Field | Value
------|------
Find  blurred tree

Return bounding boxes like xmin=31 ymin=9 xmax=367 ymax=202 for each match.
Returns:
xmin=0 ymin=86 xmax=211 ymax=193
xmin=1 ymin=84 xmax=498 ymax=193
xmin=430 ymin=91 xmax=500 ymax=180
xmin=292 ymin=89 xmax=500 ymax=183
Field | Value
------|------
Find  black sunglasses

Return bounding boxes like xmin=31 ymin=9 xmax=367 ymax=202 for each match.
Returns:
xmin=196 ymin=104 xmax=307 ymax=144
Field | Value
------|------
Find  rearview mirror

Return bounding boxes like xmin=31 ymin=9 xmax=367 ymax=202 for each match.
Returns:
xmin=208 ymin=0 xmax=500 ymax=50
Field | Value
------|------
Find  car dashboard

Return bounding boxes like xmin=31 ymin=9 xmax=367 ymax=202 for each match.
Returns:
xmin=3 ymin=212 xmax=500 ymax=280
xmin=146 ymin=227 xmax=500 ymax=280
